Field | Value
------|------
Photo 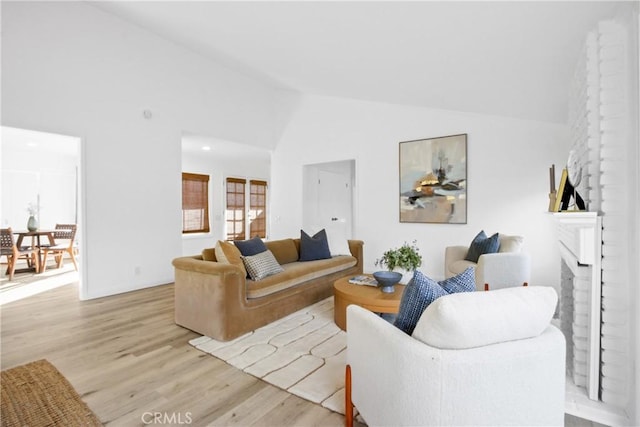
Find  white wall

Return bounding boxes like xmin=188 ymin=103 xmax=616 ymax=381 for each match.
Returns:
xmin=181 ymin=139 xmax=271 ymax=256
xmin=271 ymin=94 xmax=569 ymax=287
xmin=2 ymin=2 xmax=282 ymax=299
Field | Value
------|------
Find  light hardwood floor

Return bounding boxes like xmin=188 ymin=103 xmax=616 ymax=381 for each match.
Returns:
xmin=1 ymin=279 xmax=605 ymax=427
xmin=1 ymin=282 xmax=358 ymax=426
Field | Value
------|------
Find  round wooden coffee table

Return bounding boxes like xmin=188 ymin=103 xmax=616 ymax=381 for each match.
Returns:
xmin=333 ymin=275 xmax=405 ymax=331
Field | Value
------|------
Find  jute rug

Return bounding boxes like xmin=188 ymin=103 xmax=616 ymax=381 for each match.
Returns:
xmin=190 ymin=297 xmax=350 ymax=415
xmin=1 ymin=359 xmax=102 ymax=427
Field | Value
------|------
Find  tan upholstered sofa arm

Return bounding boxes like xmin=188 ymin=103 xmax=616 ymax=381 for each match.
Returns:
xmin=172 ymin=255 xmax=244 ymax=277
xmin=348 ymin=240 xmax=364 ymax=269
xmin=172 ymin=255 xmax=246 ymax=340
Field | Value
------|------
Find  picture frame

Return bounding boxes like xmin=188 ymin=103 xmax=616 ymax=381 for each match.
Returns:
xmin=552 ymin=168 xmax=567 ymax=212
xmin=399 ymin=134 xmax=467 ymax=224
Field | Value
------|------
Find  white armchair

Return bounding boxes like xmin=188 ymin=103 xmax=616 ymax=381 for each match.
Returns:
xmin=345 ymin=286 xmax=565 ymax=427
xmin=445 ymin=234 xmax=531 ymax=291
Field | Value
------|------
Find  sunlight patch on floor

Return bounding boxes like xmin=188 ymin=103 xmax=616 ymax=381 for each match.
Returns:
xmin=0 ymin=264 xmax=78 ymax=305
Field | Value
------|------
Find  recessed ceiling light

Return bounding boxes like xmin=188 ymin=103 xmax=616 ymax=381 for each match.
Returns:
xmin=27 ymin=142 xmax=38 ymax=147
xmin=202 ymin=146 xmax=211 ymax=151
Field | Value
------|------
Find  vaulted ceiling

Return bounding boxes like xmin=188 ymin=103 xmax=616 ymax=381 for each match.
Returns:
xmin=93 ymin=1 xmax=625 ymax=124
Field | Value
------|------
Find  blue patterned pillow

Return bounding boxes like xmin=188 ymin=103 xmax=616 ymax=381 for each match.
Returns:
xmin=465 ymin=230 xmax=500 ymax=263
xmin=394 ymin=271 xmax=447 ymax=335
xmin=439 ymin=267 xmax=476 ymax=294
xmin=394 ymin=268 xmax=476 ymax=335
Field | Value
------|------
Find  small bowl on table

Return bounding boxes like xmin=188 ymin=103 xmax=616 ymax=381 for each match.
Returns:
xmin=372 ymin=271 xmax=403 ymax=293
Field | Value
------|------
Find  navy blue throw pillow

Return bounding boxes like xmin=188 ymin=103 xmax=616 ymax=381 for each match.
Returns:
xmin=299 ymin=229 xmax=331 ymax=261
xmin=394 ymin=271 xmax=447 ymax=335
xmin=394 ymin=268 xmax=476 ymax=335
xmin=465 ymin=230 xmax=500 ymax=263
xmin=234 ymin=236 xmax=267 ymax=257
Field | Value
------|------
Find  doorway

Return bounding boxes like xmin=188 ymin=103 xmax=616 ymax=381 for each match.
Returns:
xmin=302 ymin=160 xmax=355 ymax=241
xmin=0 ymin=126 xmax=82 ymax=303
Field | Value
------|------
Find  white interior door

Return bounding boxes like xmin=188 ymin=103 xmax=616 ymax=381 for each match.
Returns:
xmin=317 ymin=168 xmax=352 ymax=240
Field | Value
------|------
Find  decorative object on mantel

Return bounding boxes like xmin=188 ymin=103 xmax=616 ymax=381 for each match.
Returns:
xmin=374 ymin=241 xmax=422 ymax=292
xmin=26 ymin=202 xmax=39 ymax=231
xmin=399 ymin=134 xmax=467 ymax=224
xmin=553 ymin=151 xmax=587 ymax=212
xmin=553 ymin=168 xmax=586 ymax=212
xmin=552 ymin=168 xmax=567 ymax=212
xmin=566 ymin=150 xmax=586 ymax=211
xmin=548 ymin=164 xmax=557 ymax=212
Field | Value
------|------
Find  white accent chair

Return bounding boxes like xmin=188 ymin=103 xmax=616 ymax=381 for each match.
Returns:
xmin=445 ymin=234 xmax=531 ymax=291
xmin=345 ymin=286 xmax=565 ymax=427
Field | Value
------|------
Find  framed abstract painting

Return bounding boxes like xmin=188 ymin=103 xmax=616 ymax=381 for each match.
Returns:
xmin=399 ymin=134 xmax=467 ymax=224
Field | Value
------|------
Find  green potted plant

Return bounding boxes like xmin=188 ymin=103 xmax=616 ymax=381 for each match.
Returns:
xmin=373 ymin=240 xmax=422 ymax=293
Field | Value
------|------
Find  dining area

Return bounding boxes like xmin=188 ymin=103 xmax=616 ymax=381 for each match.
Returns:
xmin=1 ymin=224 xmax=79 ymax=281
xmin=2 ymin=126 xmax=82 ymax=286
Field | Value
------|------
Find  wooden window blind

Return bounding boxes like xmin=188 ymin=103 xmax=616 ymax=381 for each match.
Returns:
xmin=182 ymin=172 xmax=210 ymax=233
xmin=226 ymin=178 xmax=246 ymax=241
xmin=249 ymin=180 xmax=267 ymax=239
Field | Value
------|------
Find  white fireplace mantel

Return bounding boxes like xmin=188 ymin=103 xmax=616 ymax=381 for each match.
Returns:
xmin=555 ymin=212 xmax=599 ymax=265
xmin=553 ymin=212 xmax=628 ymax=425
xmin=554 ymin=212 xmax=602 ymax=402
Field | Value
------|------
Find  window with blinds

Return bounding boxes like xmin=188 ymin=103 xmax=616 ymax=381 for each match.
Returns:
xmin=226 ymin=178 xmax=246 ymax=241
xmin=249 ymin=180 xmax=267 ymax=238
xmin=225 ymin=177 xmax=268 ymax=240
xmin=182 ymin=172 xmax=210 ymax=233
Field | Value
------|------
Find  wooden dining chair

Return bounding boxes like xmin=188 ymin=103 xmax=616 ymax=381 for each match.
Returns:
xmin=1 ymin=228 xmax=40 ymax=280
xmin=41 ymin=224 xmax=78 ymax=272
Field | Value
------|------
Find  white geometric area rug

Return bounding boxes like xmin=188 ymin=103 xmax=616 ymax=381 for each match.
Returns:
xmin=189 ymin=297 xmax=349 ymax=414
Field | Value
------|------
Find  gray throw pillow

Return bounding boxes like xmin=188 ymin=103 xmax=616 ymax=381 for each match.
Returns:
xmin=241 ymin=250 xmax=284 ymax=281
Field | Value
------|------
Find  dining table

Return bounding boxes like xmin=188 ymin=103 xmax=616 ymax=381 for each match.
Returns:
xmin=15 ymin=229 xmax=56 ymax=274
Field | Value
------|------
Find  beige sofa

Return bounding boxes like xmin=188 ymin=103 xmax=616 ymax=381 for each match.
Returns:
xmin=172 ymin=238 xmax=363 ymax=341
